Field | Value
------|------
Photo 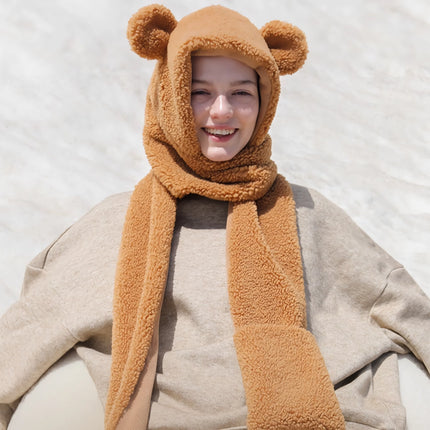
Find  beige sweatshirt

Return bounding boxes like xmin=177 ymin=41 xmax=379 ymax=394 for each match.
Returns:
xmin=1 ymin=184 xmax=429 ymax=429
xmin=148 ymin=195 xmax=247 ymax=429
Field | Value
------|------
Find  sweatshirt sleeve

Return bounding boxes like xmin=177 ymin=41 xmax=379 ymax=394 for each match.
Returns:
xmin=0 ymin=192 xmax=128 ymax=429
xmin=0 ymin=244 xmax=79 ymax=429
xmin=371 ymin=267 xmax=430 ymax=373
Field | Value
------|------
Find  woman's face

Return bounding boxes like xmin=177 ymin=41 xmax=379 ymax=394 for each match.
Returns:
xmin=191 ymin=56 xmax=259 ymax=162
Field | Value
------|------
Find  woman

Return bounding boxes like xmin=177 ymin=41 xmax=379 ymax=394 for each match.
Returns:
xmin=1 ymin=5 xmax=429 ymax=430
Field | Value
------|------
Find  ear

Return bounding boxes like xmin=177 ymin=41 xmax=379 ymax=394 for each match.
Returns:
xmin=127 ymin=4 xmax=177 ymax=60
xmin=260 ymin=21 xmax=308 ymax=75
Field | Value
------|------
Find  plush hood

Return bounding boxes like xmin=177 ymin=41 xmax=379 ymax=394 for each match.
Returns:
xmin=106 ymin=5 xmax=345 ymax=430
xmin=127 ymin=4 xmax=308 ymax=200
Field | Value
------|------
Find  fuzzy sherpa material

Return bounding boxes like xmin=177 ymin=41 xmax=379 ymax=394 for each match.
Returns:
xmin=105 ymin=4 xmax=345 ymax=429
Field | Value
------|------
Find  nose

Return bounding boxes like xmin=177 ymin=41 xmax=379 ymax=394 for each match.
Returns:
xmin=209 ymin=95 xmax=233 ymax=121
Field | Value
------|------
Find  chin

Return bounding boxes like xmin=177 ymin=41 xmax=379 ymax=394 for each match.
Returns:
xmin=203 ymin=148 xmax=236 ymax=162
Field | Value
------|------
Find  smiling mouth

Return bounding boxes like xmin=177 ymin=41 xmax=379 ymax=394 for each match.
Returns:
xmin=203 ymin=127 xmax=236 ymax=136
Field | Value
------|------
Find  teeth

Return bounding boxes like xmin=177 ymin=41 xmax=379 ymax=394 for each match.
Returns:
xmin=205 ymin=128 xmax=235 ymax=136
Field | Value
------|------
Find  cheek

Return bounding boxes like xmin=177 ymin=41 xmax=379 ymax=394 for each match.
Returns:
xmin=241 ymin=104 xmax=259 ymax=129
xmin=251 ymin=105 xmax=259 ymax=125
xmin=191 ymin=103 xmax=198 ymax=124
xmin=239 ymin=104 xmax=259 ymax=147
xmin=191 ymin=103 xmax=207 ymax=126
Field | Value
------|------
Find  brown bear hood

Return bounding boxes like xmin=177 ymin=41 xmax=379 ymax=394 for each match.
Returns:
xmin=127 ymin=4 xmax=308 ymax=200
xmin=105 ymin=7 xmax=345 ymax=430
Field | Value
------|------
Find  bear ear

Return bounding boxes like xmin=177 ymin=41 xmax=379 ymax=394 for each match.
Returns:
xmin=260 ymin=21 xmax=308 ymax=75
xmin=127 ymin=4 xmax=177 ymax=60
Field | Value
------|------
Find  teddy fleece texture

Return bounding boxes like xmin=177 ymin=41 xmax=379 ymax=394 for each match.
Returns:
xmin=106 ymin=4 xmax=344 ymax=429
xmin=2 ymin=187 xmax=429 ymax=429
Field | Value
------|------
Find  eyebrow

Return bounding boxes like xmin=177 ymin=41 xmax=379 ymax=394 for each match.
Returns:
xmin=192 ymin=79 xmax=258 ymax=86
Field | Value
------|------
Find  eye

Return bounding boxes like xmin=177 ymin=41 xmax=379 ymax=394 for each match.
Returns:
xmin=232 ymin=90 xmax=254 ymax=96
xmin=191 ymin=89 xmax=210 ymax=96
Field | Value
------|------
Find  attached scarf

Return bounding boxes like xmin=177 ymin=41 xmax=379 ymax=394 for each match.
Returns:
xmin=105 ymin=5 xmax=345 ymax=429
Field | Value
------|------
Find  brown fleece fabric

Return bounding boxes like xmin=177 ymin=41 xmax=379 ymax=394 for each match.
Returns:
xmin=106 ymin=4 xmax=345 ymax=429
